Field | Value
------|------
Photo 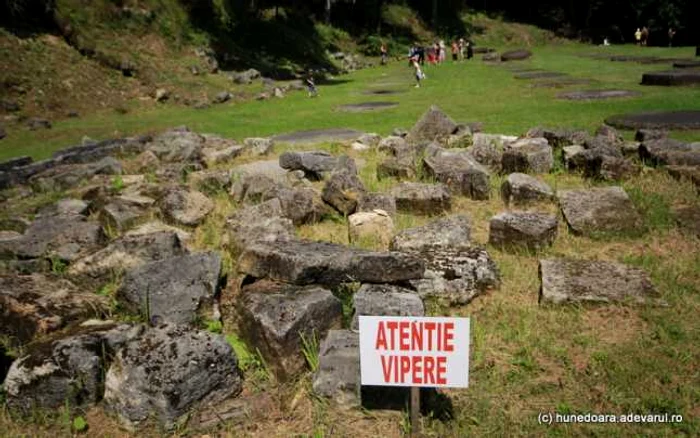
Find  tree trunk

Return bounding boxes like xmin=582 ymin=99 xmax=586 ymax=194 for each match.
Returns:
xmin=432 ymin=0 xmax=438 ymax=29
xmin=325 ymin=0 xmax=331 ymax=24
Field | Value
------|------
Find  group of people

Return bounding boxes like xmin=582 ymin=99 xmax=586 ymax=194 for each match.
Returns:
xmin=406 ymin=39 xmax=474 ymax=88
xmin=634 ymin=27 xmax=650 ymax=46
xmin=407 ymin=39 xmax=473 ymax=66
xmin=634 ymin=26 xmax=678 ymax=47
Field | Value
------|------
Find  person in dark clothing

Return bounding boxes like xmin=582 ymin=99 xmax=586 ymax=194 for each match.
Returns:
xmin=466 ymin=41 xmax=474 ymax=60
xmin=416 ymin=45 xmax=425 ymax=65
xmin=306 ymin=71 xmax=318 ymax=97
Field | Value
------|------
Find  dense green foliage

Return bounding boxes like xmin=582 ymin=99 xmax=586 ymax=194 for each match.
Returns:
xmin=472 ymin=0 xmax=699 ymax=45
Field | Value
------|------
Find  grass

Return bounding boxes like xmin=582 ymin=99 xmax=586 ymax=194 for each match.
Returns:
xmin=1 ymin=40 xmax=699 ymax=437
xmin=3 ymin=44 xmax=699 ymax=162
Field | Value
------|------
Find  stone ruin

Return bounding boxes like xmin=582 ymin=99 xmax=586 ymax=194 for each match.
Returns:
xmin=0 ymin=104 xmax=680 ymax=431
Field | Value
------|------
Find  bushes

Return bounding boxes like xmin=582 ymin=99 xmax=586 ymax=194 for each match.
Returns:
xmin=359 ymin=34 xmax=407 ymax=57
xmin=381 ymin=4 xmax=432 ymax=42
xmin=316 ymin=23 xmax=354 ymax=52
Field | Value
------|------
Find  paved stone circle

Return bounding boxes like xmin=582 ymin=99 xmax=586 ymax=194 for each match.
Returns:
xmin=557 ymin=89 xmax=641 ymax=100
xmin=605 ymin=110 xmax=700 ymax=130
xmin=272 ymin=128 xmax=364 ymax=144
xmin=337 ymin=102 xmax=398 ymax=112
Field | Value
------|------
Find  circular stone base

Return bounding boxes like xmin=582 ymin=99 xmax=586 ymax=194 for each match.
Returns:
xmin=501 ymin=49 xmax=532 ymax=61
xmin=605 ymin=110 xmax=700 ymax=130
xmin=674 ymin=60 xmax=700 ymax=69
xmin=557 ymin=89 xmax=641 ymax=100
xmin=514 ymin=71 xmax=567 ymax=79
xmin=529 ymin=78 xmax=595 ymax=88
xmin=641 ymin=70 xmax=700 ymax=86
xmin=362 ymin=89 xmax=405 ymax=95
xmin=272 ymin=128 xmax=364 ymax=144
xmin=337 ymin=102 xmax=398 ymax=112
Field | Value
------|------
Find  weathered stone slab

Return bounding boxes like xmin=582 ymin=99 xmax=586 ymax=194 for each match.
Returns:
xmin=673 ymin=205 xmax=700 ymax=236
xmin=117 ymin=252 xmax=221 ymax=325
xmin=159 ymin=188 xmax=214 ymax=227
xmin=237 ymin=240 xmax=424 ymax=286
xmin=266 ymin=186 xmax=329 ymax=225
xmin=641 ymin=70 xmax=700 ymax=86
xmin=408 ymin=246 xmax=500 ymax=305
xmin=467 ymin=134 xmax=511 ymax=171
xmin=391 ymin=217 xmax=498 ymax=304
xmin=104 ymin=324 xmax=241 ymax=430
xmin=125 ymin=221 xmax=191 ymax=244
xmin=539 ymin=259 xmax=659 ymax=305
xmin=101 ymin=195 xmax=155 ymax=231
xmin=29 ymin=157 xmax=122 ymax=191
xmin=501 ymin=138 xmax=553 ymax=174
xmin=558 ymin=187 xmax=643 ymax=235
xmin=356 ymin=192 xmax=397 ymax=217
xmin=279 ymin=151 xmax=337 ymax=179
xmin=351 ymin=284 xmax=424 ymax=330
xmin=348 ymin=210 xmax=394 ymax=249
xmin=390 ymin=182 xmax=451 ymax=215
xmin=312 ymin=330 xmax=360 ymax=407
xmin=405 ymin=106 xmax=458 ymax=145
xmin=237 ymin=280 xmax=342 ymax=380
xmin=68 ymin=231 xmax=185 ymax=285
xmin=5 ymin=324 xmax=142 ymax=413
xmin=639 ymin=139 xmax=700 ymax=166
xmin=423 ymin=145 xmax=490 ymax=200
xmin=321 ymin=158 xmax=365 ymax=215
xmin=500 ymin=173 xmax=554 ymax=205
xmin=605 ymin=110 xmax=700 ymax=131
xmin=376 ymin=156 xmax=416 ymax=180
xmin=36 ymin=198 xmax=89 ymax=217
xmin=0 ymin=215 xmax=106 ymax=262
xmin=0 ymin=274 xmax=109 ymax=345
xmin=488 ymin=212 xmax=558 ymax=250
xmin=391 ymin=215 xmax=471 ymax=252
xmin=147 ymin=128 xmax=205 ymax=163
xmin=501 ymin=49 xmax=532 ymax=61
xmin=666 ymin=165 xmax=700 ymax=191
xmin=226 ymin=199 xmax=295 ymax=250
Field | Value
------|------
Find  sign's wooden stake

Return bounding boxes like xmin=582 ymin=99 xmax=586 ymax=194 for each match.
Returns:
xmin=410 ymin=386 xmax=421 ymax=437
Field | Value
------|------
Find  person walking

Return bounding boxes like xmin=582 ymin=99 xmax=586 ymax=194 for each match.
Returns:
xmin=412 ymin=56 xmax=424 ymax=88
xmin=380 ymin=41 xmax=388 ymax=65
xmin=668 ymin=28 xmax=676 ymax=47
xmin=439 ymin=40 xmax=446 ymax=63
xmin=458 ymin=38 xmax=466 ymax=61
xmin=466 ymin=40 xmax=474 ymax=60
xmin=305 ymin=71 xmax=318 ymax=97
xmin=635 ymin=28 xmax=642 ymax=45
xmin=451 ymin=40 xmax=459 ymax=61
xmin=641 ymin=27 xmax=649 ymax=46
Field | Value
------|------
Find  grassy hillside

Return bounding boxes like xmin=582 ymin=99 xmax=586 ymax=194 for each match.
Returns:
xmin=3 ymin=43 xmax=699 ymax=161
